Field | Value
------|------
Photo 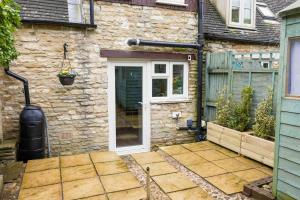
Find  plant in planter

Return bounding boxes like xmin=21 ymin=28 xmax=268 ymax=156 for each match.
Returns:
xmin=216 ymin=86 xmax=254 ymax=132
xmin=57 ymin=68 xmax=78 ymax=86
xmin=253 ymin=89 xmax=275 ymax=139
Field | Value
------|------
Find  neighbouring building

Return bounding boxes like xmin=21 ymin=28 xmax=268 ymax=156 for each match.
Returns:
xmin=0 ymin=0 xmax=296 ymax=156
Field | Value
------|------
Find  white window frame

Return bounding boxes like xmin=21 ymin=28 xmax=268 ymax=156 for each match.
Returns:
xmin=151 ymin=61 xmax=189 ymax=101
xmin=228 ymin=0 xmax=256 ymax=29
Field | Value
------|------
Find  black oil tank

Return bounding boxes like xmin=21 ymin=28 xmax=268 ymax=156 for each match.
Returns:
xmin=18 ymin=106 xmax=46 ymax=162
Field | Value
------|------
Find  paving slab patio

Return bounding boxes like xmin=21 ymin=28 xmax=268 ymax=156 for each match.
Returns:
xmin=19 ymin=151 xmax=146 ymax=200
xmin=159 ymin=141 xmax=272 ymax=195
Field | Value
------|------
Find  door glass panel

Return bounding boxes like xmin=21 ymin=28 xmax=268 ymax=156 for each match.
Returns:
xmin=173 ymin=64 xmax=184 ymax=95
xmin=152 ymin=79 xmax=168 ymax=97
xmin=115 ymin=67 xmax=143 ymax=147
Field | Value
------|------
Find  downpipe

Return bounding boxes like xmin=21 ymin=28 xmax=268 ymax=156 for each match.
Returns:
xmin=4 ymin=68 xmax=31 ymax=106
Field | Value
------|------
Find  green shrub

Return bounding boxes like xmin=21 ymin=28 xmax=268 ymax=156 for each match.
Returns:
xmin=216 ymin=86 xmax=254 ymax=132
xmin=253 ymin=89 xmax=275 ymax=138
xmin=0 ymin=0 xmax=21 ymax=67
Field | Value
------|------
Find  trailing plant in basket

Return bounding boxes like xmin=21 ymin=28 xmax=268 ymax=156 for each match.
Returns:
xmin=216 ymin=86 xmax=254 ymax=132
xmin=0 ymin=0 xmax=21 ymax=67
xmin=253 ymin=89 xmax=275 ymax=138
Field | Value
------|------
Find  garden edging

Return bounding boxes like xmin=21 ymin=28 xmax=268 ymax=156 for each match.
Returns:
xmin=207 ymin=122 xmax=274 ymax=167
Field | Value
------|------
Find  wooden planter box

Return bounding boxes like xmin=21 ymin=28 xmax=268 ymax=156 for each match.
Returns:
xmin=241 ymin=134 xmax=274 ymax=167
xmin=207 ymin=122 xmax=274 ymax=167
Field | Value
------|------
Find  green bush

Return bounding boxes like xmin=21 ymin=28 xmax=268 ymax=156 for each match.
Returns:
xmin=253 ymin=89 xmax=275 ymax=138
xmin=0 ymin=0 xmax=21 ymax=67
xmin=216 ymin=86 xmax=254 ymax=132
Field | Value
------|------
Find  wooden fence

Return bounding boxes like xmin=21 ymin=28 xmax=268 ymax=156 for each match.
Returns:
xmin=205 ymin=51 xmax=280 ymax=122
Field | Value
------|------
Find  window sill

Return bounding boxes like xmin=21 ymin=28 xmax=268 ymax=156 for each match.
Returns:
xmin=22 ymin=19 xmax=97 ymax=29
xmin=155 ymin=0 xmax=188 ymax=7
xmin=150 ymin=99 xmax=192 ymax=104
xmin=227 ymin=23 xmax=256 ymax=31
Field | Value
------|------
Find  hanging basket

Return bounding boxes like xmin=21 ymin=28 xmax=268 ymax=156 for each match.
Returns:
xmin=58 ymin=76 xmax=75 ymax=86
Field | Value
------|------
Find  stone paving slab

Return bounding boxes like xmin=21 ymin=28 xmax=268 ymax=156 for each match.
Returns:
xmin=187 ymin=162 xmax=227 ymax=178
xmin=63 ymin=177 xmax=104 ymax=200
xmin=100 ymin=172 xmax=141 ymax=193
xmin=18 ymin=184 xmax=62 ymax=200
xmin=95 ymin=160 xmax=129 ymax=176
xmin=141 ymin=161 xmax=177 ymax=176
xmin=168 ymin=187 xmax=214 ymax=200
xmin=25 ymin=157 xmax=59 ymax=173
xmin=61 ymin=164 xmax=97 ymax=182
xmin=216 ymin=148 xmax=239 ymax=158
xmin=131 ymin=152 xmax=165 ymax=165
xmin=90 ymin=151 xmax=121 ymax=163
xmin=235 ymin=156 xmax=264 ymax=168
xmin=233 ymin=169 xmax=269 ymax=182
xmin=181 ymin=143 xmax=211 ymax=152
xmin=195 ymin=149 xmax=229 ymax=161
xmin=152 ymin=172 xmax=197 ymax=193
xmin=172 ymin=152 xmax=207 ymax=166
xmin=159 ymin=145 xmax=190 ymax=155
xmin=107 ymin=187 xmax=146 ymax=200
xmin=257 ymin=166 xmax=273 ymax=176
xmin=205 ymin=173 xmax=248 ymax=195
xmin=212 ymin=158 xmax=253 ymax=172
xmin=61 ymin=154 xmax=92 ymax=168
xmin=80 ymin=195 xmax=107 ymax=200
xmin=21 ymin=169 xmax=60 ymax=189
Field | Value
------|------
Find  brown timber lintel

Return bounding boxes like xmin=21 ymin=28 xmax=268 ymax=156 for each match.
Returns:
xmin=100 ymin=50 xmax=196 ymax=60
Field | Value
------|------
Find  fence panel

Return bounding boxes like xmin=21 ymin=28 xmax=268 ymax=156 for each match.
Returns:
xmin=205 ymin=51 xmax=279 ymax=122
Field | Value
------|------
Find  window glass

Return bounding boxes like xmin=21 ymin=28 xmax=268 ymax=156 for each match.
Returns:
xmin=152 ymin=79 xmax=168 ymax=97
xmin=244 ymin=8 xmax=252 ymax=24
xmin=155 ymin=64 xmax=167 ymax=74
xmin=68 ymin=0 xmax=84 ymax=23
xmin=289 ymin=40 xmax=300 ymax=96
xmin=257 ymin=5 xmax=275 ymax=18
xmin=173 ymin=65 xmax=184 ymax=95
xmin=231 ymin=0 xmax=240 ymax=23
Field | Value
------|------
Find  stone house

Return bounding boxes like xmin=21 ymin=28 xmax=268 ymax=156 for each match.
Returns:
xmin=0 ymin=0 xmax=295 ymax=156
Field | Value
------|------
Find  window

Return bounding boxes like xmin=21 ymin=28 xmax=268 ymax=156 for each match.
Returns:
xmin=68 ymin=0 xmax=84 ymax=23
xmin=288 ymin=39 xmax=300 ymax=96
xmin=151 ymin=62 xmax=188 ymax=100
xmin=257 ymin=3 xmax=275 ymax=19
xmin=155 ymin=0 xmax=188 ymax=7
xmin=229 ymin=0 xmax=255 ymax=29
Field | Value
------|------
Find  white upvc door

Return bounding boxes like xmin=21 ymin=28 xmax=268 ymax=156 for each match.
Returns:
xmin=108 ymin=61 xmax=151 ymax=155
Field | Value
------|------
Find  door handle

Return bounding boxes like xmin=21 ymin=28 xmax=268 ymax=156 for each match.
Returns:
xmin=138 ymin=102 xmax=143 ymax=105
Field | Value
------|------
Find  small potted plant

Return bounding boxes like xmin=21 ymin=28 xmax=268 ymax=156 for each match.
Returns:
xmin=57 ymin=68 xmax=78 ymax=86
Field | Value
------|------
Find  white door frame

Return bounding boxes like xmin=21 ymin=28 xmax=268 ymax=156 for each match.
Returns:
xmin=108 ymin=61 xmax=151 ymax=155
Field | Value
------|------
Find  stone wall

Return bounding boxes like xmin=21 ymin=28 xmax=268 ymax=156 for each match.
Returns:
xmin=0 ymin=2 xmax=198 ymax=155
